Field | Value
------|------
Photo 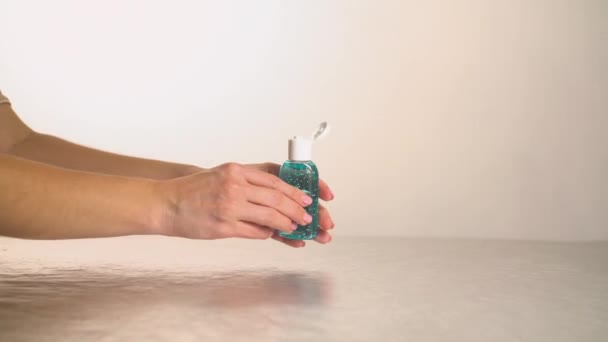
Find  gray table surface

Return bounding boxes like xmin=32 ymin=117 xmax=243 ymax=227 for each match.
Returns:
xmin=1 ymin=236 xmax=607 ymax=341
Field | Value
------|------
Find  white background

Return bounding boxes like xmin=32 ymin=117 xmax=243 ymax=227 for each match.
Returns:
xmin=1 ymin=0 xmax=607 ymax=240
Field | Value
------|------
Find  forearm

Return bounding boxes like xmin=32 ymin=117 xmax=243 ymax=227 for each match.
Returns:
xmin=8 ymin=132 xmax=202 ymax=179
xmin=0 ymin=153 xmax=169 ymax=239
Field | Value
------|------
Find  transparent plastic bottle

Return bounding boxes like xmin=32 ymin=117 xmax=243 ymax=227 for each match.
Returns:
xmin=279 ymin=158 xmax=319 ymax=240
xmin=278 ymin=123 xmax=329 ymax=240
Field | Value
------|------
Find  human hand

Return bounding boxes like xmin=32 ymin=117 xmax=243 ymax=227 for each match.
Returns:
xmin=159 ymin=162 xmax=334 ymax=247
xmin=245 ymin=162 xmax=335 ymax=248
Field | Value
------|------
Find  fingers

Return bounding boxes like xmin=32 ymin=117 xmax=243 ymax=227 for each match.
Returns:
xmin=238 ymin=202 xmax=298 ymax=234
xmin=314 ymin=229 xmax=332 ymax=244
xmin=245 ymin=185 xmax=310 ymax=226
xmin=241 ymin=162 xmax=335 ymax=247
xmin=243 ymin=168 xmax=311 ymax=207
xmin=318 ymin=204 xmax=334 ymax=230
xmin=319 ymin=178 xmax=334 ymax=201
xmin=314 ymin=204 xmax=334 ymax=244
xmin=234 ymin=221 xmax=275 ymax=240
xmin=245 ymin=162 xmax=334 ymax=202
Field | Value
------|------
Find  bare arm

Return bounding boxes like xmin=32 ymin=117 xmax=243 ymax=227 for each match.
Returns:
xmin=1 ymin=103 xmax=201 ymax=179
xmin=0 ymin=154 xmax=333 ymax=245
xmin=0 ymin=101 xmax=334 ymax=244
xmin=0 ymin=153 xmax=167 ymax=239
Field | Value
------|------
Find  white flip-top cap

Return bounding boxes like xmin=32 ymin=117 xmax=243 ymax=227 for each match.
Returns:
xmin=287 ymin=122 xmax=331 ymax=161
xmin=288 ymin=136 xmax=313 ymax=161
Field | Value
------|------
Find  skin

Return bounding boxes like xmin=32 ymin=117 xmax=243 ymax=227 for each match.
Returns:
xmin=0 ymin=101 xmax=335 ymax=247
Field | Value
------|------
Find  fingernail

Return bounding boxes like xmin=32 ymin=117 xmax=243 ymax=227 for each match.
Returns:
xmin=304 ymin=214 xmax=313 ymax=223
xmin=302 ymin=195 xmax=313 ymax=205
xmin=291 ymin=222 xmax=297 ymax=231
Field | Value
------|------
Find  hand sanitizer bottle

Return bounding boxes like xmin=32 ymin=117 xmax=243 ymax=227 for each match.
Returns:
xmin=279 ymin=122 xmax=330 ymax=240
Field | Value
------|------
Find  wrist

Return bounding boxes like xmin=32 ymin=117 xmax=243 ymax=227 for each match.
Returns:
xmin=174 ymin=164 xmax=204 ymax=178
xmin=147 ymin=178 xmax=179 ymax=236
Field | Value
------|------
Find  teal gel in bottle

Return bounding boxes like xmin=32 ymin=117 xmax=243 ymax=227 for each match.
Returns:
xmin=279 ymin=122 xmax=330 ymax=240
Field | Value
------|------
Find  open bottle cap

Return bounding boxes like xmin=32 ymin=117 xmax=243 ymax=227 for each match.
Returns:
xmin=312 ymin=121 xmax=331 ymax=141
xmin=288 ymin=122 xmax=331 ymax=161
